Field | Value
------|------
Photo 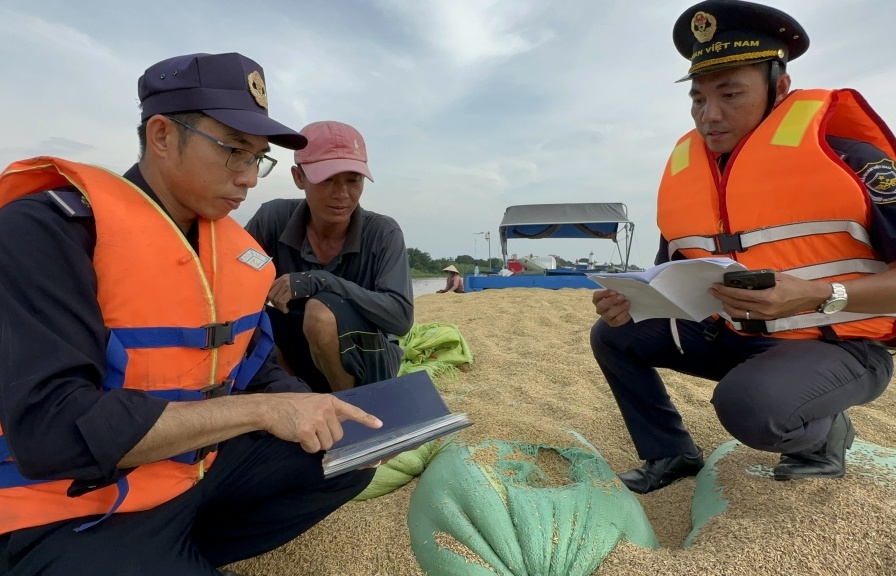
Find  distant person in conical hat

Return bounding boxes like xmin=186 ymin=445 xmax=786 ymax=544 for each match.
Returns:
xmin=590 ymin=0 xmax=896 ymax=496
xmin=437 ymin=265 xmax=464 ymax=293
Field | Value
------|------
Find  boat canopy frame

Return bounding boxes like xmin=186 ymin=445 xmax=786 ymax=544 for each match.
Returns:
xmin=498 ymin=202 xmax=634 ymax=271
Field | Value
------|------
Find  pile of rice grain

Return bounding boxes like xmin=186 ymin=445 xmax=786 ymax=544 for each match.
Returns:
xmin=231 ymin=288 xmax=896 ymax=576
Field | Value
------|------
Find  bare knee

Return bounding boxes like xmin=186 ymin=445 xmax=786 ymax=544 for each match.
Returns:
xmin=303 ymin=298 xmax=337 ymax=343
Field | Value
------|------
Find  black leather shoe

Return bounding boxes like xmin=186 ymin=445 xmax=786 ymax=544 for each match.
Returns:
xmin=774 ymin=412 xmax=856 ymax=481
xmin=618 ymin=449 xmax=704 ymax=494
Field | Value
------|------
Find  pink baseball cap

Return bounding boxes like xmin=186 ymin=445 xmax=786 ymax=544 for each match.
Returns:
xmin=294 ymin=121 xmax=374 ymax=183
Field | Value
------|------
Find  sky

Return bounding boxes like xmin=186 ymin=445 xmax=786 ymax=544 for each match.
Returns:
xmin=1 ymin=0 xmax=893 ymax=269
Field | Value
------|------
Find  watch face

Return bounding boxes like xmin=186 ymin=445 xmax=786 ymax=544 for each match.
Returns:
xmin=822 ymin=298 xmax=848 ymax=314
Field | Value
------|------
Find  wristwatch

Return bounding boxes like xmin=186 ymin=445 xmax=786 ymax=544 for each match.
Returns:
xmin=817 ymin=282 xmax=848 ymax=314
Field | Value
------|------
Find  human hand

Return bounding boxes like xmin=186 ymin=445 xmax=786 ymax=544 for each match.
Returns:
xmin=261 ymin=393 xmax=382 ymax=453
xmin=709 ymin=272 xmax=830 ymax=321
xmin=266 ymin=272 xmax=328 ymax=313
xmin=267 ymin=274 xmax=294 ymax=313
xmin=593 ymin=288 xmax=632 ymax=327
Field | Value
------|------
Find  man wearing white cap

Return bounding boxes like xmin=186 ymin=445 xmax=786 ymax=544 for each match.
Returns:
xmin=246 ymin=121 xmax=413 ymax=393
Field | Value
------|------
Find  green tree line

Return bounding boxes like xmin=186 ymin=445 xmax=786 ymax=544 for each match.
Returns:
xmin=406 ymin=247 xmax=498 ymax=277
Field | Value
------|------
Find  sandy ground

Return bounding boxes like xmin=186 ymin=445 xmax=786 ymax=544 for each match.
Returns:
xmin=231 ymin=288 xmax=896 ymax=576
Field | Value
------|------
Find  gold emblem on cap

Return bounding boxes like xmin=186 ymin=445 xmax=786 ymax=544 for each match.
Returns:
xmin=691 ymin=11 xmax=717 ymax=43
xmin=247 ymin=71 xmax=268 ymax=109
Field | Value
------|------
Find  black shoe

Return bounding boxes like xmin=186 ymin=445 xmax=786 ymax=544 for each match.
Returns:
xmin=618 ymin=449 xmax=704 ymax=494
xmin=773 ymin=412 xmax=856 ymax=481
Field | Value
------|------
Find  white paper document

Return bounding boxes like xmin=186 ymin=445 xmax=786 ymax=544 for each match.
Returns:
xmin=587 ymin=258 xmax=748 ymax=322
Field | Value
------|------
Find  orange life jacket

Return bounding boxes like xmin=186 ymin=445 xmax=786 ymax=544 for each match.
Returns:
xmin=0 ymin=157 xmax=275 ymax=534
xmin=657 ymin=89 xmax=896 ymax=340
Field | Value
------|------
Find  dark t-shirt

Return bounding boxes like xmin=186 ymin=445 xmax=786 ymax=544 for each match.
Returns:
xmin=245 ymin=199 xmax=414 ymax=337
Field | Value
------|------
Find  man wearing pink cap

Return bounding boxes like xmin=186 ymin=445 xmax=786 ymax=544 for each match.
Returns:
xmin=246 ymin=121 xmax=413 ymax=393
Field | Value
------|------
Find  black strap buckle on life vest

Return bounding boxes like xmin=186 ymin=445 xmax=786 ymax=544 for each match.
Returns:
xmin=818 ymin=325 xmax=841 ymax=343
xmin=714 ymin=232 xmax=744 ymax=254
xmin=702 ymin=318 xmax=724 ymax=341
xmin=202 ymin=321 xmax=235 ymax=349
xmin=200 ymin=380 xmax=232 ymax=400
xmin=739 ymin=319 xmax=769 ymax=334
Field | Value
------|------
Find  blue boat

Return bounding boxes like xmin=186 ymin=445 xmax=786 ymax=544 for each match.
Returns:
xmin=466 ymin=202 xmax=634 ymax=292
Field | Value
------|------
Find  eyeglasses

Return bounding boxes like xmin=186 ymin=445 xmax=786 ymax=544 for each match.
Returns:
xmin=166 ymin=116 xmax=278 ymax=178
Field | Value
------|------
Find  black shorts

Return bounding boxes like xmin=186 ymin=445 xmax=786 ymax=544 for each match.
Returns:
xmin=266 ymin=291 xmax=403 ymax=393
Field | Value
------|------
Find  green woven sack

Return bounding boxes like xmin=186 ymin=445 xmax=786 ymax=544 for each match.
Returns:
xmin=353 ymin=441 xmax=442 ymax=501
xmin=408 ymin=439 xmax=659 ymax=575
xmin=398 ymin=322 xmax=473 ymax=380
xmin=686 ymin=438 xmax=896 ymax=546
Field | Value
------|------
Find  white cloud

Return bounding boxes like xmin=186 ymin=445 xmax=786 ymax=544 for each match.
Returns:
xmin=380 ymin=0 xmax=553 ymax=66
xmin=2 ymin=0 xmax=895 ymax=268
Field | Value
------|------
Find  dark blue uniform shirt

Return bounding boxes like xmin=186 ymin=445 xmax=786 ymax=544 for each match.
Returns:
xmin=0 ymin=164 xmax=306 ymax=492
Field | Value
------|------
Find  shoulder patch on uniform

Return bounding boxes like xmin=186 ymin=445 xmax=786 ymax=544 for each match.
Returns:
xmin=858 ymin=158 xmax=896 ymax=204
xmin=44 ymin=189 xmax=93 ymax=218
xmin=238 ymin=248 xmax=271 ymax=270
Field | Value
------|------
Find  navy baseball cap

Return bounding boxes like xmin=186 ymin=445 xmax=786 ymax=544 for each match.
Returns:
xmin=138 ymin=52 xmax=307 ymax=150
xmin=673 ymin=0 xmax=809 ymax=82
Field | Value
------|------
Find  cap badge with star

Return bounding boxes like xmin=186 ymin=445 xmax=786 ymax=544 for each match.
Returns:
xmin=691 ymin=11 xmax=717 ymax=43
xmin=247 ymin=71 xmax=268 ymax=109
xmin=672 ymin=0 xmax=809 ymax=82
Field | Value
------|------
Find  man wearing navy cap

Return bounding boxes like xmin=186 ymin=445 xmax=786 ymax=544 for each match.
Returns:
xmin=591 ymin=1 xmax=896 ymax=494
xmin=0 ymin=53 xmax=382 ymax=574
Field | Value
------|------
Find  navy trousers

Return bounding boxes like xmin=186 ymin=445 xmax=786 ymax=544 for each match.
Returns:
xmin=590 ymin=317 xmax=894 ymax=461
xmin=0 ymin=432 xmax=374 ymax=575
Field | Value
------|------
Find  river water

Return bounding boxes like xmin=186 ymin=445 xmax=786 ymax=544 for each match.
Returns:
xmin=411 ymin=277 xmax=447 ymax=297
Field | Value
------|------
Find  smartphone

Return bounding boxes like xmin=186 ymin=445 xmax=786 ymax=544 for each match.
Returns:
xmin=723 ymin=269 xmax=776 ymax=290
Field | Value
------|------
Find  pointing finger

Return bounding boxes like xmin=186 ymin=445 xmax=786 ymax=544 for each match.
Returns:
xmin=333 ymin=399 xmax=383 ymax=429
